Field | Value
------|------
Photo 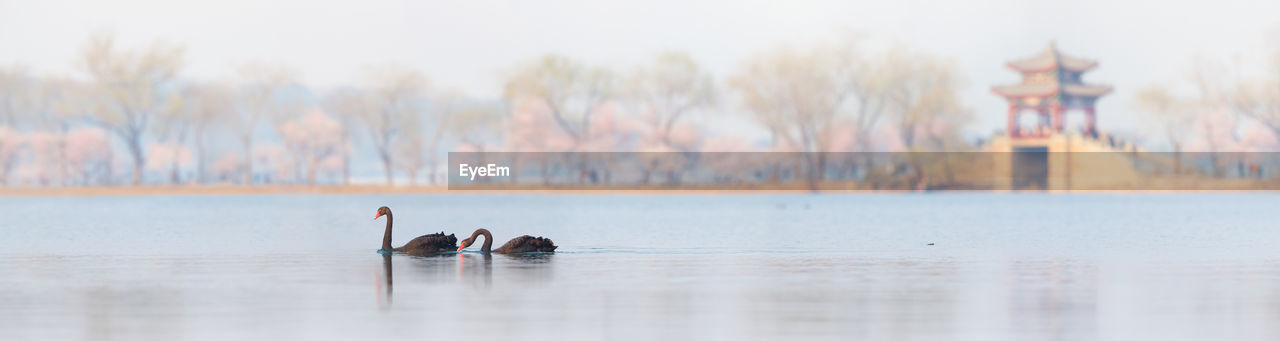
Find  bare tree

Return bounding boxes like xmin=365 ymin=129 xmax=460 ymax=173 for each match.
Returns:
xmin=79 ymin=33 xmax=185 ymax=185
xmin=1232 ymin=82 xmax=1280 ymax=142
xmin=422 ymin=91 xmax=468 ymax=185
xmin=320 ymin=88 xmax=369 ymax=185
xmin=182 ymin=83 xmax=231 ymax=184
xmin=1184 ymin=58 xmax=1243 ymax=176
xmin=505 ymin=56 xmax=618 ymax=184
xmin=504 ymin=55 xmax=615 ymax=148
xmin=0 ymin=67 xmax=31 ymax=186
xmin=34 ymin=77 xmax=94 ymax=186
xmin=153 ymin=94 xmax=192 ymax=184
xmin=729 ymin=42 xmax=870 ymax=185
xmin=1229 ymin=44 xmax=1280 ymax=143
xmin=826 ymin=41 xmax=891 ymax=152
xmin=0 ymin=66 xmax=32 ymax=128
xmin=1135 ymin=84 xmax=1195 ymax=173
xmin=394 ymin=135 xmax=425 ymax=186
xmin=732 ymin=47 xmax=825 ymax=186
xmin=234 ymin=62 xmax=302 ymax=185
xmin=356 ymin=64 xmax=429 ymax=185
xmin=278 ymin=110 xmax=344 ymax=185
xmin=450 ymin=104 xmax=504 ymax=181
xmin=0 ymin=126 xmax=20 ymax=185
xmin=629 ymin=51 xmax=716 ymax=150
xmin=450 ymin=104 xmax=501 ymax=150
xmin=879 ymin=48 xmax=971 ymax=150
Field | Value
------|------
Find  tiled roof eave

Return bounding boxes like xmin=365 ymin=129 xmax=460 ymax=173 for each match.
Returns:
xmin=991 ymin=86 xmax=1058 ymax=98
xmin=1005 ymin=62 xmax=1098 ymax=73
xmin=1062 ymin=87 xmax=1113 ymax=97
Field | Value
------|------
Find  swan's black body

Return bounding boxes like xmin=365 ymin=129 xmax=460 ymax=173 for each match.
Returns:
xmin=460 ymin=228 xmax=557 ymax=253
xmin=376 ymin=206 xmax=457 ymax=255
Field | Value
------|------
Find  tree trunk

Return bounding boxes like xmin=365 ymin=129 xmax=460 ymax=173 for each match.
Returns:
xmin=306 ymin=160 xmax=318 ymax=186
xmin=122 ymin=131 xmax=145 ymax=186
xmin=129 ymin=147 xmax=143 ymax=185
xmin=427 ymin=135 xmax=442 ymax=185
xmin=170 ymin=160 xmax=180 ymax=184
xmin=169 ymin=143 xmax=181 ymax=185
xmin=1172 ymin=144 xmax=1182 ymax=176
xmin=342 ymin=153 xmax=350 ymax=185
xmin=104 ymin=152 xmax=114 ymax=186
xmin=242 ymin=136 xmax=253 ymax=185
xmin=58 ymin=128 xmax=70 ymax=186
xmin=195 ymin=130 xmax=206 ymax=184
xmin=382 ymin=154 xmax=393 ymax=185
xmin=0 ymin=160 xmax=11 ymax=186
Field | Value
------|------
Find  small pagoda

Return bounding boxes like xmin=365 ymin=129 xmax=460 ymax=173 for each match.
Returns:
xmin=992 ymin=42 xmax=1112 ymax=139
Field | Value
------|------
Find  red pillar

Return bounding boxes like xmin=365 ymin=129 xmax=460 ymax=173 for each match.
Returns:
xmin=1051 ymin=103 xmax=1063 ymax=132
xmin=1085 ymin=107 xmax=1097 ymax=137
xmin=1037 ymin=108 xmax=1049 ymax=137
xmin=1007 ymin=103 xmax=1017 ymax=137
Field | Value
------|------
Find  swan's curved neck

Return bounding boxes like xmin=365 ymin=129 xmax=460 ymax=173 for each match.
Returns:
xmin=381 ymin=212 xmax=394 ymax=251
xmin=468 ymin=228 xmax=494 ymax=253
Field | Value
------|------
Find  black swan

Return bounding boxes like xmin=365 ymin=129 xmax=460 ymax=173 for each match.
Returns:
xmin=458 ymin=228 xmax=557 ymax=253
xmin=374 ymin=206 xmax=457 ymax=255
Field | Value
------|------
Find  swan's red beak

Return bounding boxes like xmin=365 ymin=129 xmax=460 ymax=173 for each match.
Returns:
xmin=374 ymin=212 xmax=382 ymax=220
xmin=457 ymin=242 xmax=467 ymax=252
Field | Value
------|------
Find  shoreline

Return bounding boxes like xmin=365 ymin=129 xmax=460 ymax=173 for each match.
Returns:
xmin=0 ymin=184 xmax=1278 ymax=196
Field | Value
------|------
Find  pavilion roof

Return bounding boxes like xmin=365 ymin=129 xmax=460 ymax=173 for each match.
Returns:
xmin=992 ymin=83 xmax=1055 ymax=97
xmin=992 ymin=83 xmax=1113 ymax=98
xmin=1006 ymin=42 xmax=1099 ymax=73
xmin=1062 ymin=84 xmax=1113 ymax=97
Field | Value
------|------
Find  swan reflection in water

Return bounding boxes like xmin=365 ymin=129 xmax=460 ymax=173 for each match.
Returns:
xmin=377 ymin=251 xmax=556 ymax=306
xmin=377 ymin=252 xmax=465 ymax=307
xmin=457 ymin=253 xmax=494 ymax=288
xmin=457 ymin=252 xmax=556 ymax=288
xmin=378 ymin=253 xmax=393 ymax=307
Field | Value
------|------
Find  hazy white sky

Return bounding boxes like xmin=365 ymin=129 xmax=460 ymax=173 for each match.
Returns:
xmin=2 ymin=0 xmax=1278 ymax=139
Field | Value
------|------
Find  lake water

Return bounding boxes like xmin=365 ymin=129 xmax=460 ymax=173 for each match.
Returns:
xmin=2 ymin=193 xmax=1280 ymax=340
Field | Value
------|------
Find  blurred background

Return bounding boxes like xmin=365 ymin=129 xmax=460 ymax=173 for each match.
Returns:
xmin=5 ymin=3 xmax=1280 ymax=339
xmin=0 ymin=0 xmax=1278 ymax=187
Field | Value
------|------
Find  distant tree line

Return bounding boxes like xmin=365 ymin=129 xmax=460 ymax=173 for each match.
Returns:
xmin=1 ymin=31 xmax=1276 ymax=188
xmin=0 ymin=32 xmax=979 ymax=187
xmin=1134 ymin=39 xmax=1280 ymax=177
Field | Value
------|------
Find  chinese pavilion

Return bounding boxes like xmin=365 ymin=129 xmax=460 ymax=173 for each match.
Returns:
xmin=992 ymin=42 xmax=1112 ymax=138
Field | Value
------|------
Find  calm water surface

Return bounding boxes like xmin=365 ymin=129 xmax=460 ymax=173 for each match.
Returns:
xmin=2 ymin=193 xmax=1280 ymax=340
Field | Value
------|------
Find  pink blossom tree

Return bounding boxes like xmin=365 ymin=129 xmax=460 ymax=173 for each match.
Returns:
xmin=251 ymin=143 xmax=290 ymax=184
xmin=0 ymin=126 xmax=23 ymax=185
xmin=64 ymin=128 xmax=112 ymax=185
xmin=24 ymin=131 xmax=63 ymax=186
xmin=145 ymin=142 xmax=192 ymax=184
xmin=278 ymin=109 xmax=346 ymax=185
xmin=1188 ymin=109 xmax=1241 ymax=176
xmin=209 ymin=153 xmax=242 ymax=183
